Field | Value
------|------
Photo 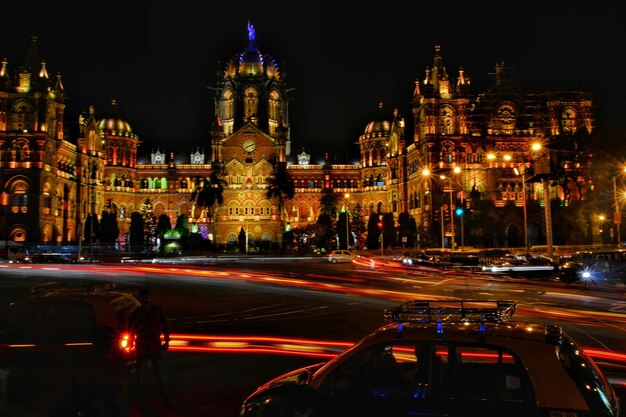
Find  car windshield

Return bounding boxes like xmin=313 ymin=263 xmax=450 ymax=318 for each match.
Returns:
xmin=558 ymin=336 xmax=616 ymax=414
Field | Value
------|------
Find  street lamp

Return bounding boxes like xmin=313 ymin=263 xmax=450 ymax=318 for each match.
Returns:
xmin=1 ymin=191 xmax=8 ymax=260
xmin=378 ymin=214 xmax=384 ymax=257
xmin=441 ymin=167 xmax=460 ymax=250
xmin=419 ymin=168 xmax=431 ymax=250
xmin=613 ymin=167 xmax=626 ymax=246
xmin=514 ymin=165 xmax=528 ymax=251
xmin=343 ymin=193 xmax=350 ymax=250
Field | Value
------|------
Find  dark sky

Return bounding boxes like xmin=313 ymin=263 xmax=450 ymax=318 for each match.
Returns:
xmin=0 ymin=1 xmax=622 ymax=163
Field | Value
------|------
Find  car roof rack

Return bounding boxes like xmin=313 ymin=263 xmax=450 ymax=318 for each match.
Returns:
xmin=384 ymin=299 xmax=517 ymax=324
xmin=31 ymin=281 xmax=118 ymax=294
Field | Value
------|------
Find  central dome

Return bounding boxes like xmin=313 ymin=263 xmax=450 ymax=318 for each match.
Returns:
xmin=222 ymin=22 xmax=281 ymax=80
xmin=238 ymin=47 xmax=264 ymax=76
xmin=364 ymin=120 xmax=391 ymax=136
xmin=363 ymin=102 xmax=391 ymax=138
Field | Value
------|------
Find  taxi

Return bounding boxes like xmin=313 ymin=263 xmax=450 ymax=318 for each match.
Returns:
xmin=240 ymin=299 xmax=619 ymax=417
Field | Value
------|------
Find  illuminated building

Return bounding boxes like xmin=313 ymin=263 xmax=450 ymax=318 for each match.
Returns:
xmin=0 ymin=30 xmax=593 ymax=250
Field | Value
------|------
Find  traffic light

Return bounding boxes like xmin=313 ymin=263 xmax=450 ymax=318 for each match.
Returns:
xmin=455 ymin=207 xmax=464 ymax=216
xmin=377 ymin=221 xmax=383 ymax=230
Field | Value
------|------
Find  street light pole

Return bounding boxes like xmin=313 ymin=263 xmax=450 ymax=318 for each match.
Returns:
xmin=613 ymin=175 xmax=622 ymax=246
xmin=542 ymin=178 xmax=554 ymax=258
xmin=1 ymin=191 xmax=8 ymax=260
xmin=89 ymin=163 xmax=95 ymax=259
xmin=344 ymin=193 xmax=350 ymax=250
xmin=441 ymin=206 xmax=445 ymax=250
xmin=379 ymin=214 xmax=384 ymax=257
xmin=448 ymin=177 xmax=456 ymax=250
xmin=514 ymin=166 xmax=529 ymax=250
xmin=459 ymin=213 xmax=465 ymax=252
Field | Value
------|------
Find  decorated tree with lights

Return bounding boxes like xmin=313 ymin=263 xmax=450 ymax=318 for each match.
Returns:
xmin=140 ymin=198 xmax=157 ymax=250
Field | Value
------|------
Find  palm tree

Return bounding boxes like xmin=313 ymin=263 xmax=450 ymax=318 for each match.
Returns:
xmin=190 ymin=170 xmax=227 ymax=246
xmin=266 ymin=160 xmax=295 ymax=250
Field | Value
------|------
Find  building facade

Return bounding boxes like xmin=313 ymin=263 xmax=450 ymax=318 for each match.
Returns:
xmin=0 ymin=30 xmax=594 ymax=252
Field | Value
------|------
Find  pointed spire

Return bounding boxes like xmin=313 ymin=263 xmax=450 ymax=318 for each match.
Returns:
xmin=39 ymin=59 xmax=49 ymax=79
xmin=423 ymin=67 xmax=431 ymax=85
xmin=457 ymin=67 xmax=467 ymax=86
xmin=0 ymin=58 xmax=10 ymax=90
xmin=23 ymin=35 xmax=41 ymax=75
xmin=1 ymin=58 xmax=8 ymax=77
xmin=414 ymin=78 xmax=421 ymax=96
xmin=54 ymin=72 xmax=64 ymax=92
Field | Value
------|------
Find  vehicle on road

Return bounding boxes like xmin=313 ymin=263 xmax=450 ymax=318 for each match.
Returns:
xmin=558 ymin=249 xmax=626 ymax=285
xmin=0 ymin=282 xmax=140 ymax=416
xmin=240 ymin=299 xmax=619 ymax=417
xmin=481 ymin=253 xmax=559 ymax=279
xmin=327 ymin=250 xmax=359 ymax=263
xmin=400 ymin=251 xmax=436 ymax=267
xmin=0 ymin=240 xmax=28 ymax=263
xmin=27 ymin=252 xmax=75 ymax=264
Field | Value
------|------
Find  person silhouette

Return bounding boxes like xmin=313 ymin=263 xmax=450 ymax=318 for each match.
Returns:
xmin=129 ymin=288 xmax=175 ymax=409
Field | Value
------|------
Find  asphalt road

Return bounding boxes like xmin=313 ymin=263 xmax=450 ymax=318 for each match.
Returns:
xmin=0 ymin=258 xmax=625 ymax=417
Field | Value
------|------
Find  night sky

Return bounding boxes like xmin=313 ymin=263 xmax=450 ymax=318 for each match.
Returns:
xmin=0 ymin=1 xmax=622 ymax=163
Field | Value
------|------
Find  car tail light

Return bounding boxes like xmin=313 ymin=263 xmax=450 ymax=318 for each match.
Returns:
xmin=119 ymin=332 xmax=135 ymax=354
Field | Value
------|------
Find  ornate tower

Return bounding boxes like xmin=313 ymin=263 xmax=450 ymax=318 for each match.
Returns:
xmin=211 ymin=21 xmax=292 ymax=162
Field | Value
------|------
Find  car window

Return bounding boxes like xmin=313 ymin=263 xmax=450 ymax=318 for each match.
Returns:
xmin=323 ymin=341 xmax=427 ymax=399
xmin=432 ymin=343 xmax=531 ymax=402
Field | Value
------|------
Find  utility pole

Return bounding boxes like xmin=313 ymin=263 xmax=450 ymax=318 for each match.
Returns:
xmin=89 ymin=163 xmax=96 ymax=259
xmin=441 ymin=206 xmax=445 ymax=250
xmin=613 ymin=175 xmax=622 ymax=246
xmin=542 ymin=178 xmax=554 ymax=258
xmin=449 ymin=177 xmax=456 ymax=250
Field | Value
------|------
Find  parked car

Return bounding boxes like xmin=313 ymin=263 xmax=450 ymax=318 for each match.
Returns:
xmin=559 ymin=249 xmax=626 ymax=285
xmin=327 ymin=250 xmax=358 ymax=264
xmin=240 ymin=299 xmax=619 ymax=417
xmin=0 ymin=282 xmax=140 ymax=416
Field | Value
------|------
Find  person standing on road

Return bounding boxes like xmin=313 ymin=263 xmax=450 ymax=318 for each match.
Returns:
xmin=130 ymin=288 xmax=176 ymax=409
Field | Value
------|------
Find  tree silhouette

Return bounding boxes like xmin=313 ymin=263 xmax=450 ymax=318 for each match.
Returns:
xmin=99 ymin=211 xmax=119 ymax=244
xmin=175 ymin=214 xmax=190 ymax=251
xmin=238 ymin=226 xmax=247 ymax=253
xmin=266 ymin=160 xmax=295 ymax=249
xmin=191 ymin=170 xmax=227 ymax=246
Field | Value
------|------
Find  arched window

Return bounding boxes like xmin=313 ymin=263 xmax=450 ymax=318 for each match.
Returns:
xmin=221 ymin=89 xmax=234 ymax=120
xmin=268 ymin=90 xmax=280 ymax=121
xmin=244 ymin=87 xmax=258 ymax=119
xmin=10 ymin=99 xmax=34 ymax=132
xmin=10 ymin=180 xmax=29 ymax=210
xmin=439 ymin=106 xmax=455 ymax=135
xmin=441 ymin=143 xmax=455 ymax=164
xmin=561 ymin=108 xmax=577 ymax=134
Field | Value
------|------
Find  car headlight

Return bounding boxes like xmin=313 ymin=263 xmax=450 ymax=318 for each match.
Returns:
xmin=579 ymin=267 xmax=598 ymax=282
